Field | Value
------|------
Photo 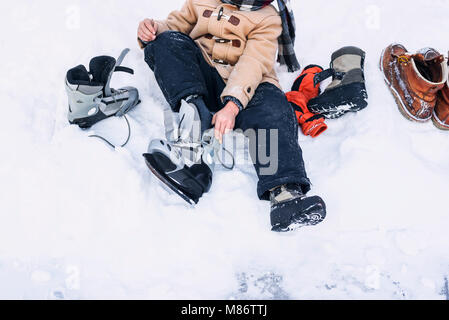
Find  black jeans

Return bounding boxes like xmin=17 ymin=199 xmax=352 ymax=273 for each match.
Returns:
xmin=144 ymin=31 xmax=311 ymax=200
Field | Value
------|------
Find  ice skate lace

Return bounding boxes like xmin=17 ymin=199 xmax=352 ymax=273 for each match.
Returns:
xmin=88 ymin=115 xmax=131 ymax=149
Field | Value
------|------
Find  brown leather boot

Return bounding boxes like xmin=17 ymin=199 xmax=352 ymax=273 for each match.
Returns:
xmin=380 ymin=44 xmax=447 ymax=122
xmin=433 ymin=67 xmax=449 ymax=130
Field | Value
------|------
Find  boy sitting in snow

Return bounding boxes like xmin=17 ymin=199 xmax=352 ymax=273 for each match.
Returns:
xmin=138 ymin=0 xmax=326 ymax=232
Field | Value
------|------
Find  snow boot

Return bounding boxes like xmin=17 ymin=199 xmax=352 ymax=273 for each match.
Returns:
xmin=308 ymin=46 xmax=368 ymax=119
xmin=65 ymin=48 xmax=140 ymax=129
xmin=270 ymin=184 xmax=326 ymax=232
xmin=286 ymin=65 xmax=328 ymax=138
xmin=143 ymin=98 xmax=226 ymax=205
xmin=380 ymin=44 xmax=447 ymax=122
xmin=433 ymin=57 xmax=449 ymax=130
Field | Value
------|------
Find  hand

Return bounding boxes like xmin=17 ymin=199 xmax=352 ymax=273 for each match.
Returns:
xmin=212 ymin=101 xmax=239 ymax=144
xmin=138 ymin=19 xmax=158 ymax=42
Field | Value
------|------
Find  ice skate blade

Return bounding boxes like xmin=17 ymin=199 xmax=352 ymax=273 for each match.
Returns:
xmin=143 ymin=154 xmax=197 ymax=206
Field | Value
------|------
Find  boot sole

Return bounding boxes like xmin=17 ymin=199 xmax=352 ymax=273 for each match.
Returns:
xmin=277 ymin=212 xmax=325 ymax=232
xmin=271 ymin=197 xmax=326 ymax=232
xmin=431 ymin=110 xmax=449 ymax=130
xmin=307 ymin=82 xmax=368 ymax=119
xmin=379 ymin=48 xmax=432 ymax=123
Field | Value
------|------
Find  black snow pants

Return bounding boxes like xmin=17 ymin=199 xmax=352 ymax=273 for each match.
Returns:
xmin=144 ymin=31 xmax=311 ymax=200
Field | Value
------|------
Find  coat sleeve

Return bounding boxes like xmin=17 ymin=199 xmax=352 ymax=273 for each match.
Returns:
xmin=155 ymin=0 xmax=198 ymax=35
xmin=220 ymin=14 xmax=282 ymax=109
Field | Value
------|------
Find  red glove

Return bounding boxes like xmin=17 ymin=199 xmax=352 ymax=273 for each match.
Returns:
xmin=286 ymin=65 xmax=328 ymax=138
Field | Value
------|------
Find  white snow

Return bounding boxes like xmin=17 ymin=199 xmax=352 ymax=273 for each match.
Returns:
xmin=1 ymin=0 xmax=449 ymax=299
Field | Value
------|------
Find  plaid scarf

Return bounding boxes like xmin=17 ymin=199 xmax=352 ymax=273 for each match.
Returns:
xmin=221 ymin=0 xmax=300 ymax=72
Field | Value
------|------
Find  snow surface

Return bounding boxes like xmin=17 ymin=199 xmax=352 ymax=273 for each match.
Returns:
xmin=1 ymin=0 xmax=449 ymax=299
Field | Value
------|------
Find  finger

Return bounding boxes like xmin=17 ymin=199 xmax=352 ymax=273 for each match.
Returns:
xmin=212 ymin=114 xmax=217 ymax=125
xmin=224 ymin=125 xmax=233 ymax=136
xmin=144 ymin=20 xmax=156 ymax=34
xmin=220 ymin=121 xmax=228 ymax=135
xmin=222 ymin=122 xmax=233 ymax=137
xmin=218 ymin=130 xmax=223 ymax=144
xmin=219 ymin=121 xmax=228 ymax=144
xmin=138 ymin=23 xmax=150 ymax=37
xmin=215 ymin=128 xmax=222 ymax=143
xmin=139 ymin=30 xmax=155 ymax=42
xmin=138 ymin=31 xmax=151 ymax=42
xmin=141 ymin=21 xmax=154 ymax=36
xmin=215 ymin=120 xmax=223 ymax=141
xmin=215 ymin=119 xmax=222 ymax=137
xmin=153 ymin=22 xmax=158 ymax=34
xmin=140 ymin=25 xmax=154 ymax=40
xmin=226 ymin=119 xmax=236 ymax=134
